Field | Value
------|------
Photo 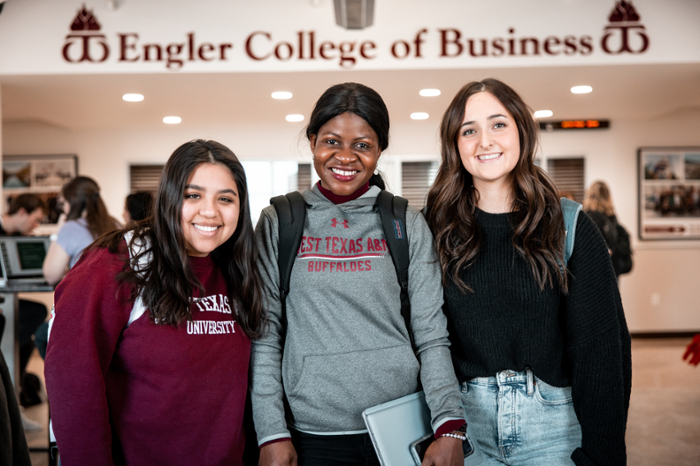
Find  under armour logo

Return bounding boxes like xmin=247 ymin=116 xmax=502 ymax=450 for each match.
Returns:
xmin=331 ymin=218 xmax=349 ymax=228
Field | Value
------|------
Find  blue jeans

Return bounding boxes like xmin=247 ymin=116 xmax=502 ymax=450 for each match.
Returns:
xmin=461 ymin=368 xmax=582 ymax=465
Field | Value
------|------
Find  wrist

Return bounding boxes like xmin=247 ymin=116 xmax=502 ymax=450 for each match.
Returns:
xmin=440 ymin=421 xmax=467 ymax=441
xmin=259 ymin=437 xmax=291 ymax=449
xmin=440 ymin=432 xmax=467 ymax=441
xmin=434 ymin=419 xmax=466 ymax=438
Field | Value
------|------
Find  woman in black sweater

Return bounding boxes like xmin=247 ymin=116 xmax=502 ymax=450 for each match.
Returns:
xmin=424 ymin=78 xmax=631 ymax=466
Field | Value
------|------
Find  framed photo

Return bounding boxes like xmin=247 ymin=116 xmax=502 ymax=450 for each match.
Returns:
xmin=638 ymin=147 xmax=700 ymax=240
xmin=3 ymin=154 xmax=78 ymax=224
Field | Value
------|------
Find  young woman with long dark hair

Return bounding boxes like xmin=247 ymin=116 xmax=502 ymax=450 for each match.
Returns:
xmin=250 ymin=83 xmax=467 ymax=466
xmin=43 ymin=175 xmax=120 ymax=285
xmin=45 ymin=140 xmax=266 ymax=465
xmin=424 ymin=78 xmax=632 ymax=465
xmin=35 ymin=176 xmax=121 ymax=359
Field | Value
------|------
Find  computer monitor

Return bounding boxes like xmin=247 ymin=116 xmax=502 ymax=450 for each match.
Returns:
xmin=0 ymin=236 xmax=51 ymax=280
xmin=0 ymin=247 xmax=7 ymax=287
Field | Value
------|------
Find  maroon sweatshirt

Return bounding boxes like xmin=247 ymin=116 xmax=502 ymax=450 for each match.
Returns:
xmin=45 ymin=243 xmax=251 ymax=466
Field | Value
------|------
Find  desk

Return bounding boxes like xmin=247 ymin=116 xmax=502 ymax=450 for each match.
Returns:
xmin=0 ymin=283 xmax=55 ymax=396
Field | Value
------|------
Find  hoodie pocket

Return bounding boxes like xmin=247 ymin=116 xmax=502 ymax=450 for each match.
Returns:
xmin=287 ymin=344 xmax=420 ymax=431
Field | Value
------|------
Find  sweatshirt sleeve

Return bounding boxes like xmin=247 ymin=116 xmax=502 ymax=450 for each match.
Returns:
xmin=249 ymin=207 xmax=292 ymax=446
xmin=564 ymin=212 xmax=632 ymax=466
xmin=44 ymin=246 xmax=132 ymax=466
xmin=406 ymin=208 xmax=465 ymax=432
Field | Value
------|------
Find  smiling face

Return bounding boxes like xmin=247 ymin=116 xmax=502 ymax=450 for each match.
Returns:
xmin=181 ymin=162 xmax=240 ymax=257
xmin=310 ymin=112 xmax=382 ymax=197
xmin=457 ymin=91 xmax=521 ymax=194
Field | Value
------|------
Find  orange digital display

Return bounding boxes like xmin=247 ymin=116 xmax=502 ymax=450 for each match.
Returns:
xmin=539 ymin=120 xmax=609 ymax=131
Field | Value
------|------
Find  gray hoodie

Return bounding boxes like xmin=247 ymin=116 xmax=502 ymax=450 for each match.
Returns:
xmin=250 ymin=185 xmax=463 ymax=446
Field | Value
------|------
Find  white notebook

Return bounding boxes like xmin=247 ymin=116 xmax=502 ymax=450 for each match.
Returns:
xmin=362 ymin=391 xmax=483 ymax=466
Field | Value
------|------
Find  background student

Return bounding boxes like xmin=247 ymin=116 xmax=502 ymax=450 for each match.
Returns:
xmin=123 ymin=191 xmax=154 ymax=224
xmin=0 ymin=194 xmax=48 ymax=421
xmin=34 ymin=176 xmax=121 ymax=360
xmin=250 ymin=82 xmax=467 ymax=466
xmin=44 ymin=140 xmax=266 ymax=465
xmin=425 ymin=78 xmax=632 ymax=465
xmin=42 ymin=176 xmax=121 ymax=285
xmin=583 ymin=180 xmax=634 ymax=278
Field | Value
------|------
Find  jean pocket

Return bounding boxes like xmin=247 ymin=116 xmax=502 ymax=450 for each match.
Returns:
xmin=534 ymin=377 xmax=573 ymax=406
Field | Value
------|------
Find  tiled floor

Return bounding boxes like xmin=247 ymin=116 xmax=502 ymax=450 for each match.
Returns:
xmin=21 ymin=337 xmax=700 ymax=466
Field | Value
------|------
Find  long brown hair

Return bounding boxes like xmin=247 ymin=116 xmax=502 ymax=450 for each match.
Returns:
xmin=425 ymin=78 xmax=567 ymax=293
xmin=62 ymin=176 xmax=117 ymax=239
xmin=95 ymin=140 xmax=266 ymax=339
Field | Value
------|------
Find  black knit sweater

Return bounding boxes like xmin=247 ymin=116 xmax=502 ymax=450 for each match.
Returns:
xmin=442 ymin=208 xmax=632 ymax=466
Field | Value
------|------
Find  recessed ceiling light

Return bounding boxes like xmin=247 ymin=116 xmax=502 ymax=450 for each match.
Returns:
xmin=122 ymin=93 xmax=144 ymax=102
xmin=272 ymin=91 xmax=293 ymax=100
xmin=571 ymin=85 xmax=592 ymax=94
xmin=419 ymin=89 xmax=441 ymax=97
xmin=163 ymin=116 xmax=182 ymax=124
xmin=534 ymin=110 xmax=553 ymax=118
xmin=410 ymin=112 xmax=429 ymax=120
xmin=286 ymin=114 xmax=304 ymax=122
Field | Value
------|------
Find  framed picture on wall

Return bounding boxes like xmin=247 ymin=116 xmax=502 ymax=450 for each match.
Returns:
xmin=3 ymin=154 xmax=78 ymax=224
xmin=638 ymin=147 xmax=700 ymax=240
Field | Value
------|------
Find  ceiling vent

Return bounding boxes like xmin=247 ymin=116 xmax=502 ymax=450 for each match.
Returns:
xmin=334 ymin=0 xmax=375 ymax=30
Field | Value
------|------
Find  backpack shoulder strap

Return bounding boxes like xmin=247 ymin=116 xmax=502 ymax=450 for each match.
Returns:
xmin=560 ymin=197 xmax=583 ymax=266
xmin=376 ymin=191 xmax=412 ymax=345
xmin=123 ymin=230 xmax=151 ymax=327
xmin=270 ymin=192 xmax=306 ymax=302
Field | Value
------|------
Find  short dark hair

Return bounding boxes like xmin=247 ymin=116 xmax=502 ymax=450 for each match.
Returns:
xmin=125 ymin=191 xmax=154 ymax=222
xmin=306 ymin=82 xmax=390 ymax=189
xmin=306 ymin=82 xmax=390 ymax=151
xmin=7 ymin=193 xmax=45 ymax=216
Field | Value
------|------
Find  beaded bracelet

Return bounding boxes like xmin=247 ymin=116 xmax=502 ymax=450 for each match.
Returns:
xmin=441 ymin=432 xmax=467 ymax=441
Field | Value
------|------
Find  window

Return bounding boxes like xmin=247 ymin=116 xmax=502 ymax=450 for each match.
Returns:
xmin=130 ymin=165 xmax=163 ymax=193
xmin=401 ymin=161 xmax=439 ymax=209
xmin=297 ymin=163 xmax=312 ymax=192
xmin=546 ymin=157 xmax=585 ymax=202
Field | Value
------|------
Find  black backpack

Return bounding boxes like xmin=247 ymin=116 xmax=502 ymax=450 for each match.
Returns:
xmin=270 ymin=190 xmax=414 ymax=344
xmin=610 ymin=221 xmax=633 ymax=276
xmin=587 ymin=210 xmax=633 ymax=276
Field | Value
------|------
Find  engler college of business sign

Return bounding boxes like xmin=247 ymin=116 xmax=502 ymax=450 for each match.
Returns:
xmin=59 ymin=1 xmax=650 ymax=71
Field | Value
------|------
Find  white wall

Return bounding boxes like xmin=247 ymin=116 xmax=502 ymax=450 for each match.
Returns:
xmin=3 ymin=106 xmax=700 ymax=334
xmin=540 ymin=109 xmax=700 ymax=333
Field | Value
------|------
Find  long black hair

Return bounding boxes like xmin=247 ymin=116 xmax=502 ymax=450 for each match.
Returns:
xmin=306 ymin=82 xmax=390 ymax=189
xmin=95 ymin=140 xmax=266 ymax=339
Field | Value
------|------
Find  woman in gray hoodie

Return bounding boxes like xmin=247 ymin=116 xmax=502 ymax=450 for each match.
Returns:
xmin=250 ymin=82 xmax=467 ymax=466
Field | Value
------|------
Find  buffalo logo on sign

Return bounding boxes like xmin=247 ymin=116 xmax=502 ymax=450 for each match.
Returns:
xmin=62 ymin=4 xmax=109 ymax=62
xmin=602 ymin=0 xmax=649 ymax=54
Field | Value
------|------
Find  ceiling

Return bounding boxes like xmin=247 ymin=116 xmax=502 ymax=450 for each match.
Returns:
xmin=2 ymin=62 xmax=700 ymax=130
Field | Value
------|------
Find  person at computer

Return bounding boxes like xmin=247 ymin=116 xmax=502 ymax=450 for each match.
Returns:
xmin=0 ymin=193 xmax=49 ymax=415
xmin=0 ymin=194 xmax=46 ymax=238
xmin=34 ymin=176 xmax=120 ymax=360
